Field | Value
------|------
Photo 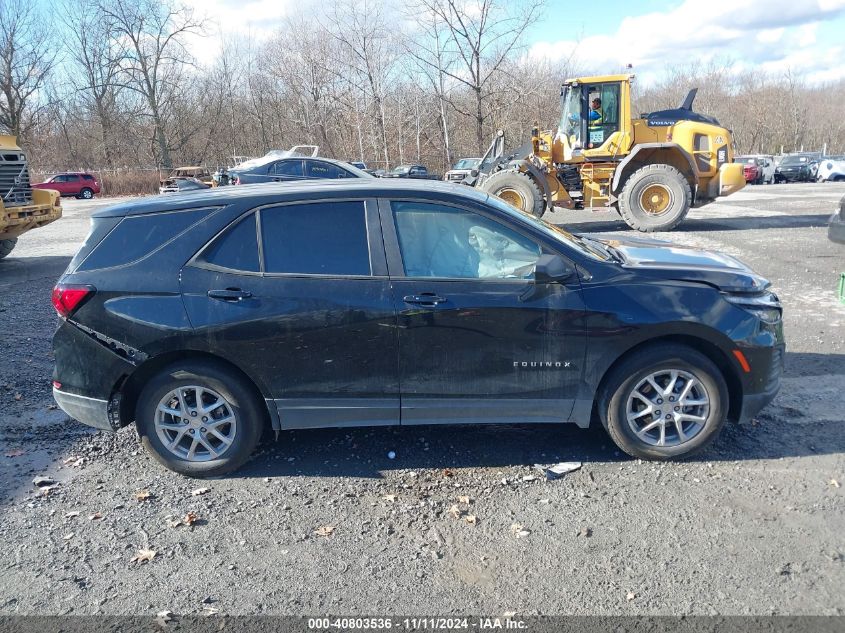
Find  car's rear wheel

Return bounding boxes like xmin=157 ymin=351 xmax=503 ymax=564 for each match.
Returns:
xmin=136 ymin=360 xmax=265 ymax=477
xmin=78 ymin=188 xmax=94 ymax=199
xmin=600 ymin=344 xmax=729 ymax=460
xmin=0 ymin=238 xmax=17 ymax=260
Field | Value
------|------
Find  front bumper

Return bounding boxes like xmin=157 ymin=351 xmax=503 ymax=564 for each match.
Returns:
xmin=53 ymin=387 xmax=115 ymax=431
xmin=735 ymin=344 xmax=784 ymax=423
xmin=828 ymin=213 xmax=845 ymax=244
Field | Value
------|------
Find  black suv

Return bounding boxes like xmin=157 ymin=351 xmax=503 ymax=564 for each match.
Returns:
xmin=52 ymin=180 xmax=784 ymax=476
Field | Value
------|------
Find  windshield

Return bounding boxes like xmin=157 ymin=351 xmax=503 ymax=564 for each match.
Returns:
xmin=454 ymin=159 xmax=480 ymax=170
xmin=781 ymin=155 xmax=809 ymax=165
xmin=559 ymin=85 xmax=583 ymax=146
xmin=483 ymin=194 xmax=610 ymax=261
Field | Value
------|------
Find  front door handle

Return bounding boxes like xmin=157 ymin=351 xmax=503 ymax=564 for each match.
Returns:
xmin=208 ymin=288 xmax=252 ymax=301
xmin=403 ymin=293 xmax=446 ymax=306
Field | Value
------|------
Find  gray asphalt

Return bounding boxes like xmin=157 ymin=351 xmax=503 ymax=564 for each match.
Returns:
xmin=0 ymin=183 xmax=843 ymax=616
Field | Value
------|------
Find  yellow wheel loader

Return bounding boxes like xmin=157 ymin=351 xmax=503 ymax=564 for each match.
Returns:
xmin=0 ymin=135 xmax=62 ymax=260
xmin=469 ymin=74 xmax=745 ymax=232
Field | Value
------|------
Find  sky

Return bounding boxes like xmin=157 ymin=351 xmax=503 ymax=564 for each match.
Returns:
xmin=40 ymin=0 xmax=845 ymax=86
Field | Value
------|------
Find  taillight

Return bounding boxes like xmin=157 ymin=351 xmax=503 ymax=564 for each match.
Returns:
xmin=52 ymin=284 xmax=94 ymax=318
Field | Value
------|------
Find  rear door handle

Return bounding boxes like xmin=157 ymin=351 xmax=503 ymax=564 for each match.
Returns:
xmin=208 ymin=288 xmax=252 ymax=301
xmin=403 ymin=293 xmax=446 ymax=306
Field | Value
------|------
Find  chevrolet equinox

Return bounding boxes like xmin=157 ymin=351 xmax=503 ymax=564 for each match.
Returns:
xmin=52 ymin=180 xmax=784 ymax=476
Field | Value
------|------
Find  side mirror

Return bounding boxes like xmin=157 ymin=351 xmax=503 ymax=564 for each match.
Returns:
xmin=534 ymin=254 xmax=575 ymax=283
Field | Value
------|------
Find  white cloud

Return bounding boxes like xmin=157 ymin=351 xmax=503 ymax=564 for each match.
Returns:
xmin=530 ymin=0 xmax=845 ymax=84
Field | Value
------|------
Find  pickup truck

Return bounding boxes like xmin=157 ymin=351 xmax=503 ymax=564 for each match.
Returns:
xmin=384 ymin=164 xmax=441 ymax=180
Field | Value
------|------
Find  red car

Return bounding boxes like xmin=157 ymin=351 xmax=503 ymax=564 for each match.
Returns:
xmin=733 ymin=159 xmax=760 ymax=184
xmin=33 ymin=172 xmax=100 ymax=199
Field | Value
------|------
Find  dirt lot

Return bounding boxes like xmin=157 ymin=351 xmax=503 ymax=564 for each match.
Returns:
xmin=0 ymin=183 xmax=843 ymax=616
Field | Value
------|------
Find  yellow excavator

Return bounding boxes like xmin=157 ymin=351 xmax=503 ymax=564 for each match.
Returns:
xmin=469 ymin=74 xmax=745 ymax=232
xmin=0 ymin=135 xmax=61 ymax=260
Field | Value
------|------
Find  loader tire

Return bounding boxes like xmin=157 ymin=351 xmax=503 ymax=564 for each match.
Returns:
xmin=618 ymin=164 xmax=691 ymax=232
xmin=480 ymin=170 xmax=545 ymax=218
xmin=0 ymin=239 xmax=17 ymax=261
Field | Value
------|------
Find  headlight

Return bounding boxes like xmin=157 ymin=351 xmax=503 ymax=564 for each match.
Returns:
xmin=724 ymin=291 xmax=782 ymax=324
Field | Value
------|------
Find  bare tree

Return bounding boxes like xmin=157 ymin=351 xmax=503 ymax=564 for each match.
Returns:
xmin=410 ymin=0 xmax=543 ymax=153
xmin=98 ymin=0 xmax=205 ymax=167
xmin=0 ymin=0 xmax=55 ymax=141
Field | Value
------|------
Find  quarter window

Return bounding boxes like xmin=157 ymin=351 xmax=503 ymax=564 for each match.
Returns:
xmin=391 ymin=202 xmax=542 ymax=279
xmin=196 ymin=214 xmax=259 ymax=272
xmin=260 ymin=201 xmax=370 ymax=276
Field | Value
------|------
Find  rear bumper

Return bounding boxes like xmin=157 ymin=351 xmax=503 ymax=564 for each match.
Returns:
xmin=53 ymin=387 xmax=115 ymax=431
xmin=718 ymin=163 xmax=745 ymax=196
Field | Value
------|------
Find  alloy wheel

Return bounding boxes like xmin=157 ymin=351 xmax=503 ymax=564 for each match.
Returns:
xmin=154 ymin=385 xmax=237 ymax=461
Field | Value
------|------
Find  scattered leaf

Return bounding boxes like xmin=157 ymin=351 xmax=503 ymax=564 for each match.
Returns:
xmin=578 ymin=526 xmax=593 ymax=538
xmin=831 ymin=479 xmax=841 ymax=488
xmin=191 ymin=487 xmax=211 ymax=496
xmin=442 ymin=469 xmax=454 ymax=478
xmin=131 ymin=548 xmax=157 ymax=563
xmin=134 ymin=490 xmax=152 ymax=502
xmin=4 ymin=449 xmax=24 ymax=458
xmin=458 ymin=495 xmax=472 ymax=504
xmin=626 ymin=591 xmax=636 ymax=602
xmin=65 ymin=511 xmax=80 ymax=518
xmin=510 ymin=523 xmax=530 ymax=538
xmin=464 ymin=514 xmax=477 ymax=526
xmin=14 ymin=393 xmax=22 ymax=401
xmin=314 ymin=525 xmax=335 ymax=537
xmin=89 ymin=512 xmax=103 ymax=521
xmin=47 ymin=404 xmax=57 ymax=411
xmin=448 ymin=504 xmax=463 ymax=519
xmin=381 ymin=494 xmax=398 ymax=503
xmin=183 ymin=512 xmax=199 ymax=526
xmin=155 ymin=611 xmax=173 ymax=626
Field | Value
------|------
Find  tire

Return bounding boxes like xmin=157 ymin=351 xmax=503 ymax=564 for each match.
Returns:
xmin=617 ymin=164 xmax=692 ymax=232
xmin=599 ymin=344 xmax=729 ymax=461
xmin=135 ymin=360 xmax=265 ymax=477
xmin=78 ymin=188 xmax=94 ymax=199
xmin=0 ymin=238 xmax=17 ymax=260
xmin=479 ymin=169 xmax=545 ymax=218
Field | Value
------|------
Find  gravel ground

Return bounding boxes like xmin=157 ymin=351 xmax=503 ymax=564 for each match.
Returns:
xmin=0 ymin=184 xmax=843 ymax=616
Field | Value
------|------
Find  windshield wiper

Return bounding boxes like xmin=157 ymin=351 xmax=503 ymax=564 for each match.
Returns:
xmin=578 ymin=235 xmax=621 ymax=261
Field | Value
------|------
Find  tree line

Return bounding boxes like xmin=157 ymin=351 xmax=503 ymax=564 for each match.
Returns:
xmin=2 ymin=0 xmax=844 ymax=179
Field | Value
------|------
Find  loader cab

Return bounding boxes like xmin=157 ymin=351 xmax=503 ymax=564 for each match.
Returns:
xmin=557 ymin=75 xmax=633 ymax=162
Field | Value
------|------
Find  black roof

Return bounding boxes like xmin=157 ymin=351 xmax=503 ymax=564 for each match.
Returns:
xmin=92 ymin=179 xmax=491 ymax=218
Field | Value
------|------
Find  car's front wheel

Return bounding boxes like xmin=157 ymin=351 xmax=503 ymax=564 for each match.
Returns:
xmin=600 ymin=345 xmax=729 ymax=460
xmin=136 ymin=360 xmax=265 ymax=477
xmin=78 ymin=188 xmax=94 ymax=199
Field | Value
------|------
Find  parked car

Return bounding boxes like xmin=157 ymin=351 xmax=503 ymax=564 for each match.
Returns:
xmin=52 ymin=179 xmax=784 ymax=476
xmin=384 ymin=164 xmax=441 ymax=179
xmin=817 ymin=157 xmax=845 ymax=182
xmin=829 ymin=195 xmax=845 ymax=244
xmin=733 ymin=157 xmax=760 ymax=184
xmin=734 ymin=156 xmax=775 ymax=185
xmin=159 ymin=177 xmax=211 ymax=194
xmin=33 ymin=172 xmax=100 ymax=199
xmin=163 ymin=166 xmax=212 ymax=186
xmin=230 ymin=157 xmax=370 ymax=185
xmin=774 ymin=153 xmax=818 ymax=183
xmin=444 ymin=158 xmax=482 ymax=184
xmin=348 ymin=161 xmax=367 ymax=171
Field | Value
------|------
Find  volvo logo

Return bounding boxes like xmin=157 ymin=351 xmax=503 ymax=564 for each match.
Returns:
xmin=514 ymin=361 xmax=571 ymax=368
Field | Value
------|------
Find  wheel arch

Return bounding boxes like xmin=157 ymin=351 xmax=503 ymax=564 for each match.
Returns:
xmin=114 ymin=349 xmax=279 ymax=431
xmin=612 ymin=143 xmax=699 ymax=197
xmin=590 ymin=334 xmax=744 ymax=427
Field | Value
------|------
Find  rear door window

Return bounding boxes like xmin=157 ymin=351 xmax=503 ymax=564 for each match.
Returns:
xmin=195 ymin=214 xmax=259 ymax=272
xmin=305 ymin=161 xmax=350 ymax=179
xmin=260 ymin=201 xmax=370 ymax=275
xmin=270 ymin=160 xmax=304 ymax=177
